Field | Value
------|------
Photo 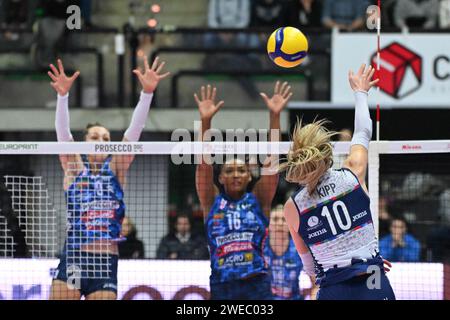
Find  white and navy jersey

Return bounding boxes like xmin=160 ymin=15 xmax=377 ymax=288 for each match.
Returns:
xmin=291 ymin=168 xmax=381 ymax=286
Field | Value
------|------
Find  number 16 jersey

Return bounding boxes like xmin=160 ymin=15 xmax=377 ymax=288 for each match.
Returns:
xmin=291 ymin=168 xmax=380 ymax=287
xmin=206 ymin=192 xmax=269 ymax=284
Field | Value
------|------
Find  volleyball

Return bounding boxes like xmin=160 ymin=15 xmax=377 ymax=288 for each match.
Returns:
xmin=267 ymin=27 xmax=309 ymax=68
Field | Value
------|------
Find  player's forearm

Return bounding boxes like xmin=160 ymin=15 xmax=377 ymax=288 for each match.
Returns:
xmin=199 ymin=118 xmax=211 ymax=142
xmin=351 ymin=91 xmax=372 ymax=150
xmin=124 ymin=91 xmax=153 ymax=141
xmin=269 ymin=112 xmax=281 ymax=142
xmin=55 ymin=93 xmax=73 ymax=142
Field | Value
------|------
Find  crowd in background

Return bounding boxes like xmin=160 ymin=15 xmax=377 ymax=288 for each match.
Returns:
xmin=0 ymin=0 xmax=447 ymax=31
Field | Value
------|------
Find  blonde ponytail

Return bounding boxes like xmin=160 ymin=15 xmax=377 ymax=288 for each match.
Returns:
xmin=280 ymin=119 xmax=337 ymax=195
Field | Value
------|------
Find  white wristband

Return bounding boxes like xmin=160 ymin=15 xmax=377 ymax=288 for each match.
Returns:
xmin=299 ymin=252 xmax=315 ymax=277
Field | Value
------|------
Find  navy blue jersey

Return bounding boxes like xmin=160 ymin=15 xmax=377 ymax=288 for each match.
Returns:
xmin=264 ymin=238 xmax=303 ymax=300
xmin=206 ymin=192 xmax=269 ymax=284
xmin=65 ymin=155 xmax=125 ymax=251
xmin=291 ymin=169 xmax=380 ymax=287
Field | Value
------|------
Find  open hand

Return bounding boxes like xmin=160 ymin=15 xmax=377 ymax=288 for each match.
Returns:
xmin=194 ymin=85 xmax=224 ymax=121
xmin=48 ymin=59 xmax=80 ymax=96
xmin=348 ymin=64 xmax=379 ymax=92
xmin=260 ymin=81 xmax=293 ymax=115
xmin=133 ymin=56 xmax=170 ymax=94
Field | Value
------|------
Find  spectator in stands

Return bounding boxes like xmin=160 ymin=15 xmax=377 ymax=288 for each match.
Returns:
xmin=322 ymin=0 xmax=369 ymax=31
xmin=204 ymin=0 xmax=261 ymax=99
xmin=32 ymin=0 xmax=72 ymax=68
xmin=79 ymin=0 xmax=93 ymax=28
xmin=206 ymin=0 xmax=251 ymax=48
xmin=1 ymin=0 xmax=29 ymax=27
xmin=379 ymin=216 xmax=421 ymax=262
xmin=378 ymin=196 xmax=392 ymax=238
xmin=250 ymin=0 xmax=289 ymax=29
xmin=427 ymin=189 xmax=450 ymax=262
xmin=156 ymin=213 xmax=209 ymax=260
xmin=288 ymin=0 xmax=323 ymax=28
xmin=118 ymin=217 xmax=145 ymax=259
xmin=393 ymin=0 xmax=439 ymax=29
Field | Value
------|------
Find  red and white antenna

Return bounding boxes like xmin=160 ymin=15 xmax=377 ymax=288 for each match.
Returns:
xmin=376 ymin=0 xmax=381 ymax=141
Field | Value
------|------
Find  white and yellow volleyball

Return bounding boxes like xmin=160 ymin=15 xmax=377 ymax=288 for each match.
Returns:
xmin=267 ymin=27 xmax=309 ymax=68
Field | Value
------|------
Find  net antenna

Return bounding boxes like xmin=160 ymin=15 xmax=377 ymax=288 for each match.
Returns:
xmin=376 ymin=0 xmax=381 ymax=141
xmin=3 ymin=175 xmax=57 ymax=258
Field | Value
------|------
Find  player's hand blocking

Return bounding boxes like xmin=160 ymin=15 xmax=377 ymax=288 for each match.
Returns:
xmin=194 ymin=85 xmax=225 ymax=121
xmin=260 ymin=81 xmax=293 ymax=115
xmin=133 ymin=56 xmax=170 ymax=94
xmin=48 ymin=59 xmax=80 ymax=96
xmin=348 ymin=64 xmax=379 ymax=93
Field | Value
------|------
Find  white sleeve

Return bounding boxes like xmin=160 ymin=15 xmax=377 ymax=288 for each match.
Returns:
xmin=351 ymin=90 xmax=372 ymax=150
xmin=55 ymin=93 xmax=73 ymax=142
xmin=124 ymin=91 xmax=154 ymax=142
xmin=299 ymin=251 xmax=315 ymax=277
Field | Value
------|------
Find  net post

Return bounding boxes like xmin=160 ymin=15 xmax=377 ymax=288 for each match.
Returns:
xmin=368 ymin=141 xmax=380 ymax=239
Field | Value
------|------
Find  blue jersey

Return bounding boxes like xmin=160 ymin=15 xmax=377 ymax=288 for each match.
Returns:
xmin=264 ymin=238 xmax=303 ymax=300
xmin=206 ymin=192 xmax=269 ymax=284
xmin=291 ymin=169 xmax=380 ymax=287
xmin=65 ymin=155 xmax=125 ymax=251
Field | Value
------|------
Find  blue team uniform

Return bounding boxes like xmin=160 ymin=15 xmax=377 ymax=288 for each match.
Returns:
xmin=206 ymin=192 xmax=271 ymax=300
xmin=264 ymin=238 xmax=303 ymax=300
xmin=54 ymin=155 xmax=124 ymax=296
xmin=291 ymin=168 xmax=396 ymax=300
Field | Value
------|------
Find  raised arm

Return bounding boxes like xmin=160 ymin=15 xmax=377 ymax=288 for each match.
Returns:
xmin=113 ymin=56 xmax=170 ymax=173
xmin=254 ymin=81 xmax=292 ymax=216
xmin=194 ymin=85 xmax=224 ymax=217
xmin=343 ymin=64 xmax=379 ymax=191
xmin=48 ymin=59 xmax=80 ymax=173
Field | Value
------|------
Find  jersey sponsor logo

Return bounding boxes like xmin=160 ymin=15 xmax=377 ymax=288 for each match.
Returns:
xmin=80 ymin=200 xmax=120 ymax=211
xmin=352 ymin=210 xmax=368 ymax=222
xmin=307 ymin=216 xmax=319 ymax=228
xmin=216 ymin=232 xmax=253 ymax=246
xmin=84 ymin=219 xmax=110 ymax=231
xmin=306 ymin=215 xmax=324 ymax=231
xmin=245 ymin=211 xmax=255 ymax=221
xmin=239 ymin=203 xmax=252 ymax=211
xmin=307 ymin=228 xmax=327 ymax=239
xmin=82 ymin=210 xmax=115 ymax=221
xmin=213 ymin=213 xmax=224 ymax=220
xmin=219 ymin=199 xmax=227 ymax=209
xmin=218 ymin=252 xmax=253 ymax=267
xmin=216 ymin=242 xmax=253 ymax=257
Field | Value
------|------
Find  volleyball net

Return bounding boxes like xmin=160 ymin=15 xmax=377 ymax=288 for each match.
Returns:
xmin=0 ymin=140 xmax=448 ymax=300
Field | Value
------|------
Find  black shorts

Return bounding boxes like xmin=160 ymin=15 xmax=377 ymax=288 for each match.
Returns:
xmin=53 ymin=251 xmax=118 ymax=297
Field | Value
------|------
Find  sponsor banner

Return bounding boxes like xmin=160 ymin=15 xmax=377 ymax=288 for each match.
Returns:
xmin=332 ymin=32 xmax=450 ymax=108
xmin=0 ymin=259 xmax=444 ymax=300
